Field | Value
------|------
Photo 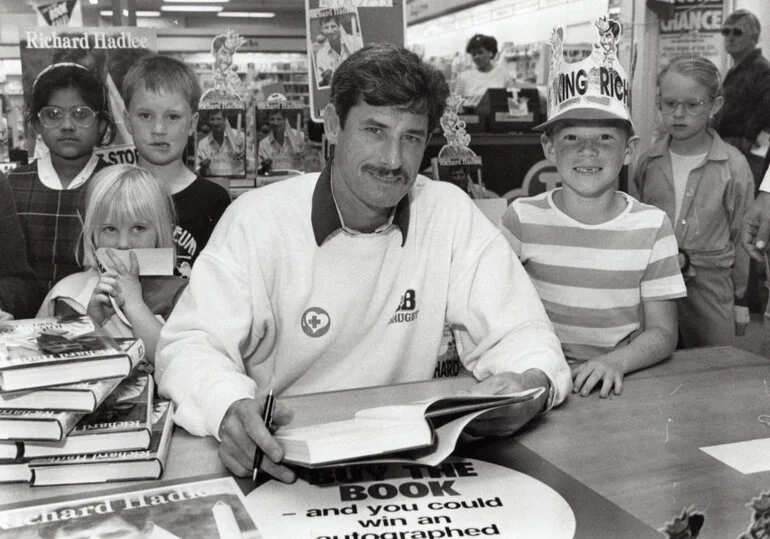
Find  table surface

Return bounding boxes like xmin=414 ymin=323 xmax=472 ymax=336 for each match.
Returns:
xmin=2 ymin=345 xmax=769 ymax=537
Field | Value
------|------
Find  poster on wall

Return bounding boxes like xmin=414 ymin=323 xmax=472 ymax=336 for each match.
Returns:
xmin=305 ymin=0 xmax=405 ymax=122
xmin=19 ymin=26 xmax=157 ymax=165
xmin=657 ymin=0 xmax=726 ymax=72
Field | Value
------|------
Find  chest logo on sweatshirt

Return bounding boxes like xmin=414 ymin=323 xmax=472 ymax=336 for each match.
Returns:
xmin=301 ymin=307 xmax=331 ymax=337
xmin=389 ymin=289 xmax=420 ymax=324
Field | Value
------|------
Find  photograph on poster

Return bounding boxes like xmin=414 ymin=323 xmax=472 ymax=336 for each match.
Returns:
xmin=196 ymin=102 xmax=247 ymax=178
xmin=256 ymin=98 xmax=306 ymax=175
xmin=308 ymin=6 xmax=364 ymax=90
xmin=19 ymin=27 xmax=156 ymax=163
xmin=435 ymin=155 xmax=483 ymax=195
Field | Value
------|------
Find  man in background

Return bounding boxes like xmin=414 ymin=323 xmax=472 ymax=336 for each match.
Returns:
xmin=714 ymin=9 xmax=770 ymax=186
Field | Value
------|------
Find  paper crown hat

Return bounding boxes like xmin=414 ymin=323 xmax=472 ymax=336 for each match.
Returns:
xmin=536 ymin=16 xmax=633 ymax=132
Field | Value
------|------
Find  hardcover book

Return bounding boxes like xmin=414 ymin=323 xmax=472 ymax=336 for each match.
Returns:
xmin=27 ymin=399 xmax=174 ymax=486
xmin=0 ymin=368 xmax=154 ymax=461
xmin=0 ymin=338 xmax=145 ymax=411
xmin=275 ymin=388 xmax=544 ymax=467
xmin=0 ymin=408 xmax=85 ymax=442
xmin=0 ymin=315 xmax=134 ymax=392
xmin=0 ymin=476 xmax=260 ymax=538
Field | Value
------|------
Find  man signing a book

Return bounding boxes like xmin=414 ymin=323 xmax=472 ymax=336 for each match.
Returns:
xmin=155 ymin=44 xmax=571 ymax=482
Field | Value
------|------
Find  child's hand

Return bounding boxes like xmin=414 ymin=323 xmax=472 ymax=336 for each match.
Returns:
xmin=103 ymin=249 xmax=143 ymax=311
xmin=87 ymin=272 xmax=119 ymax=325
xmin=571 ymin=357 xmax=624 ymax=398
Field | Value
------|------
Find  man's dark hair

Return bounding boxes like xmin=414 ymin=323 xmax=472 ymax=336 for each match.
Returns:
xmin=330 ymin=43 xmax=449 ymax=134
xmin=465 ymin=34 xmax=498 ymax=57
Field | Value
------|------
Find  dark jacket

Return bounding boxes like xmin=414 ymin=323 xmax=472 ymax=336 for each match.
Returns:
xmin=0 ymin=172 xmax=43 ymax=318
xmin=714 ymin=48 xmax=770 ymax=143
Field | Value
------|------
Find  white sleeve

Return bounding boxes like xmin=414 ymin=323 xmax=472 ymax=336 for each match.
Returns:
xmin=155 ymin=208 xmax=270 ymax=438
xmin=446 ymin=201 xmax=571 ymax=409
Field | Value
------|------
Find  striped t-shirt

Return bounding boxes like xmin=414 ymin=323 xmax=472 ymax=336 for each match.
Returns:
xmin=499 ymin=190 xmax=686 ymax=361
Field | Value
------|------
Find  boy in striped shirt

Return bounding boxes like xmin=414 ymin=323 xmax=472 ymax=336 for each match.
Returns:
xmin=499 ymin=19 xmax=686 ymax=398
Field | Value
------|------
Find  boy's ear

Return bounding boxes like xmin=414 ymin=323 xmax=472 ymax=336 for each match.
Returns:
xmin=540 ymin=133 xmax=556 ymax=164
xmin=323 ymin=103 xmax=340 ymax=145
xmin=623 ymin=135 xmax=640 ymax=166
xmin=188 ymin=112 xmax=199 ymax=136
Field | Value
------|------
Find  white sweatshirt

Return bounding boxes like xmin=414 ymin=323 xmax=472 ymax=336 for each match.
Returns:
xmin=155 ymin=171 xmax=570 ymax=438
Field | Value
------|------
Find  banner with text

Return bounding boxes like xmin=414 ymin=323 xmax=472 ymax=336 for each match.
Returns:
xmin=19 ymin=26 xmax=157 ymax=164
xmin=657 ymin=0 xmax=726 ymax=71
xmin=247 ymin=457 xmax=575 ymax=538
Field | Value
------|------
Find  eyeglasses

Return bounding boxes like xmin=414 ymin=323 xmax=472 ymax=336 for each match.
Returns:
xmin=657 ymin=97 xmax=710 ymax=116
xmin=37 ymin=106 xmax=98 ymax=129
xmin=721 ymin=27 xmax=745 ymax=37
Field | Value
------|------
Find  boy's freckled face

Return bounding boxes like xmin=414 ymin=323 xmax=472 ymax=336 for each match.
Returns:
xmin=125 ymin=86 xmax=197 ymax=167
xmin=542 ymin=123 xmax=634 ymax=200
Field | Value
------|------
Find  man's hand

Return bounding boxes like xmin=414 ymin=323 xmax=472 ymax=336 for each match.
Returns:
xmin=742 ymin=191 xmax=770 ymax=261
xmin=571 ymin=357 xmax=624 ymax=398
xmin=461 ymin=370 xmax=549 ymax=437
xmin=218 ymin=397 xmax=296 ymax=483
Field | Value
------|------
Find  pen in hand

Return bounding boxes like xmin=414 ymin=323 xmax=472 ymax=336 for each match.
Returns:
xmin=252 ymin=389 xmax=275 ymax=482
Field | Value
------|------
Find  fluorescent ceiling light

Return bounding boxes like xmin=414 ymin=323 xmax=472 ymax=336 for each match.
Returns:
xmin=100 ymin=10 xmax=161 ymax=17
xmin=161 ymin=5 xmax=223 ymax=11
xmin=217 ymin=11 xmax=275 ymax=18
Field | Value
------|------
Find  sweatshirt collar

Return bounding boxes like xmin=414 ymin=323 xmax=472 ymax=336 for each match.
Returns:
xmin=311 ymin=159 xmax=410 ymax=247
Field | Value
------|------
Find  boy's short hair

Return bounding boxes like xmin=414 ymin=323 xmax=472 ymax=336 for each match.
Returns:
xmin=122 ymin=54 xmax=201 ymax=112
xmin=543 ymin=118 xmax=634 ymax=140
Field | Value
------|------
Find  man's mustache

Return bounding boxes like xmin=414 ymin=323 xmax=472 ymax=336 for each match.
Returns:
xmin=362 ymin=165 xmax=406 ymax=181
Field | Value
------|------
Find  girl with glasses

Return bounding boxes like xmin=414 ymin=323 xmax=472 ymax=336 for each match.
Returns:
xmin=8 ymin=62 xmax=115 ymax=293
xmin=631 ymin=56 xmax=755 ymax=348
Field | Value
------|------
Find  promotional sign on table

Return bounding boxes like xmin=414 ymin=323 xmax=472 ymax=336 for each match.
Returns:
xmin=247 ymin=457 xmax=576 ymax=538
xmin=196 ymin=30 xmax=248 ymax=179
xmin=305 ymin=0 xmax=405 ymax=121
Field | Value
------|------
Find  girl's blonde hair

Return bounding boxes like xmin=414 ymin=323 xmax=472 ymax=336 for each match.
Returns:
xmin=78 ymin=164 xmax=176 ymax=269
xmin=657 ymin=56 xmax=722 ymax=101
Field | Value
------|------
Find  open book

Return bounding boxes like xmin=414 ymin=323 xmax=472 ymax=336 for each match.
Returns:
xmin=275 ymin=387 xmax=544 ymax=468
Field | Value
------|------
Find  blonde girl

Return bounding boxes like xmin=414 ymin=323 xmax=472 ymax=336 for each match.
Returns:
xmin=38 ymin=165 xmax=185 ymax=362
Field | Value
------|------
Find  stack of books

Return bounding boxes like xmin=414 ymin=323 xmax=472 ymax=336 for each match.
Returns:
xmin=0 ymin=314 xmax=174 ymax=486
